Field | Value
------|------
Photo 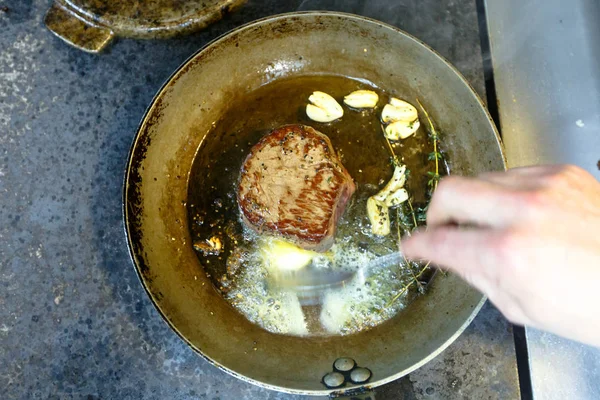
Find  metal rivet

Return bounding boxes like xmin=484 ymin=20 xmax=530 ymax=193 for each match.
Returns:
xmin=323 ymin=372 xmax=345 ymax=388
xmin=334 ymin=357 xmax=356 ymax=372
xmin=350 ymin=367 xmax=372 ymax=384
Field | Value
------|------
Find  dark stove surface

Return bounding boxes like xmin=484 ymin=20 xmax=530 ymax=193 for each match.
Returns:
xmin=0 ymin=1 xmax=519 ymax=398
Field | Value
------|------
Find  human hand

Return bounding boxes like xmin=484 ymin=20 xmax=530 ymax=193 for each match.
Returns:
xmin=402 ymin=165 xmax=600 ymax=347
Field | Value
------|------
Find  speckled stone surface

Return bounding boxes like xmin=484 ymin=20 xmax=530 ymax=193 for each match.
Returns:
xmin=0 ymin=0 xmax=519 ymax=399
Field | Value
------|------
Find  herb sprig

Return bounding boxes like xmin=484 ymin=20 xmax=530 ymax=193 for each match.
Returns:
xmin=417 ymin=99 xmax=441 ymax=193
xmin=379 ymin=99 xmax=445 ymax=310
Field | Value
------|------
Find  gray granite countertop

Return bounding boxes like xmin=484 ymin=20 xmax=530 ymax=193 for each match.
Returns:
xmin=0 ymin=0 xmax=520 ymax=398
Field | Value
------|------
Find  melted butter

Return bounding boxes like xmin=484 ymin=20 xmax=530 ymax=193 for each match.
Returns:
xmin=260 ymin=238 xmax=318 ymax=272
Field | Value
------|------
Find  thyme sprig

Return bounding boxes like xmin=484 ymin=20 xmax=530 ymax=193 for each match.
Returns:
xmin=382 ymin=124 xmax=400 ymax=166
xmin=416 ymin=99 xmax=441 ymax=193
xmin=379 ymin=99 xmax=447 ymax=309
xmin=396 ymin=208 xmax=423 ymax=293
xmin=384 ymin=263 xmax=430 ymax=309
xmin=407 ymin=197 xmax=418 ymax=230
xmin=380 ymin=120 xmax=428 ymax=306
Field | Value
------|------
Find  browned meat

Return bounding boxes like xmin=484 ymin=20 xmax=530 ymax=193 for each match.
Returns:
xmin=237 ymin=125 xmax=355 ymax=252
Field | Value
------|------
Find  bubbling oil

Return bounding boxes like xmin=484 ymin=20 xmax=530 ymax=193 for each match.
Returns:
xmin=224 ymin=230 xmax=417 ymax=336
xmin=187 ymin=75 xmax=439 ymax=337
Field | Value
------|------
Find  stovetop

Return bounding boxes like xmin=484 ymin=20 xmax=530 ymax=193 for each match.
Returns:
xmin=485 ymin=0 xmax=600 ymax=398
xmin=0 ymin=0 xmax=532 ymax=398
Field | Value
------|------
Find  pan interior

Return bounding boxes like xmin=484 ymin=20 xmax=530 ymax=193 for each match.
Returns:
xmin=186 ymin=74 xmax=439 ymax=337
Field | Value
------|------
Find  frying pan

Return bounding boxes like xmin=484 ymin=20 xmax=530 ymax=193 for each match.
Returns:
xmin=124 ymin=12 xmax=506 ymax=396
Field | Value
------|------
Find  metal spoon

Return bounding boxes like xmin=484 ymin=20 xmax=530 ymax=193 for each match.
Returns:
xmin=270 ymin=251 xmax=403 ymax=305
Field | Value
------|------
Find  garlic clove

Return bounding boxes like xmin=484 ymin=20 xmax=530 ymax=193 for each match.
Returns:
xmin=367 ymin=196 xmax=390 ymax=236
xmin=389 ymin=97 xmax=418 ymax=111
xmin=374 ymin=164 xmax=407 ymax=202
xmin=306 ymin=91 xmax=344 ymax=122
xmin=384 ymin=188 xmax=409 ymax=207
xmin=384 ymin=119 xmax=420 ymax=140
xmin=381 ymin=103 xmax=418 ymax=124
xmin=306 ymin=104 xmax=336 ymax=123
xmin=343 ymin=90 xmax=379 ymax=109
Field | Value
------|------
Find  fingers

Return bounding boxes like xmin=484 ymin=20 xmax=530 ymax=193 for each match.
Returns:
xmin=402 ymin=226 xmax=504 ymax=299
xmin=426 ymin=176 xmax=522 ymax=228
xmin=478 ymin=165 xmax=564 ymax=189
xmin=507 ymin=165 xmax=565 ymax=177
xmin=427 ymin=165 xmax=565 ymax=228
xmin=478 ymin=171 xmax=540 ymax=190
xmin=402 ymin=226 xmax=489 ymax=271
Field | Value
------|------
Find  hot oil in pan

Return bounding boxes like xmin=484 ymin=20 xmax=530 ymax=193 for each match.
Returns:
xmin=187 ymin=75 xmax=440 ymax=336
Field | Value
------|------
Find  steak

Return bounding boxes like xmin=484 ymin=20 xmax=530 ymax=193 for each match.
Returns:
xmin=237 ymin=124 xmax=356 ymax=252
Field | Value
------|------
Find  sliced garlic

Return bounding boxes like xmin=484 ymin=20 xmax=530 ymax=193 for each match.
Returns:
xmin=373 ymin=164 xmax=407 ymax=202
xmin=381 ymin=103 xmax=418 ymax=124
xmin=343 ymin=90 xmax=379 ymax=109
xmin=367 ymin=196 xmax=390 ymax=236
xmin=384 ymin=119 xmax=420 ymax=140
xmin=306 ymin=91 xmax=344 ymax=122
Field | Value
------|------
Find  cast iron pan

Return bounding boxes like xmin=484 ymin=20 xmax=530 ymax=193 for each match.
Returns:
xmin=124 ymin=12 xmax=506 ymax=396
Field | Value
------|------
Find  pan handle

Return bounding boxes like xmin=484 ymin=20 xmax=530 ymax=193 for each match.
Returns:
xmin=44 ymin=1 xmax=114 ymax=53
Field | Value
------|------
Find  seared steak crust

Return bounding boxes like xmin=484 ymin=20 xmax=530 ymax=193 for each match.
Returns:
xmin=237 ymin=125 xmax=355 ymax=251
